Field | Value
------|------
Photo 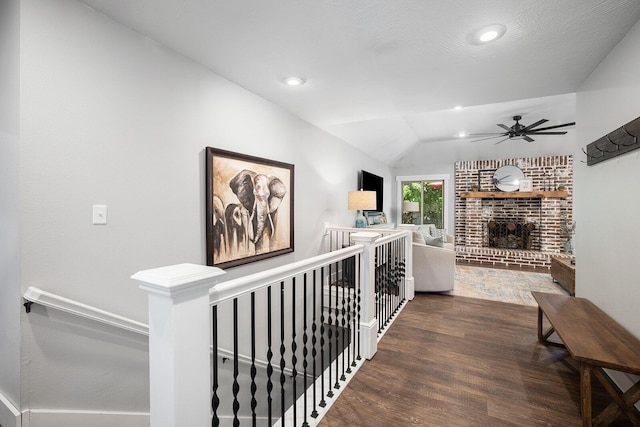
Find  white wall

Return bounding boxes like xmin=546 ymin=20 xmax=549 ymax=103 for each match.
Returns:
xmin=392 ymin=123 xmax=579 ymax=235
xmin=0 ymin=0 xmax=22 ymax=425
xmin=19 ymin=0 xmax=391 ymax=417
xmin=575 ymin=19 xmax=640 ymax=337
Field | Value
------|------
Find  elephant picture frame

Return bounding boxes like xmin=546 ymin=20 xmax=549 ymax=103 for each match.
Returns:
xmin=205 ymin=147 xmax=294 ymax=269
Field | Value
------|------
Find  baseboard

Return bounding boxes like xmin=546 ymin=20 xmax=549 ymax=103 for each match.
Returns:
xmin=0 ymin=391 xmax=21 ymax=427
xmin=23 ymin=410 xmax=149 ymax=427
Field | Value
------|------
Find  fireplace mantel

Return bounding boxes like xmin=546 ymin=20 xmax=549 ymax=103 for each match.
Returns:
xmin=460 ymin=190 xmax=568 ymax=199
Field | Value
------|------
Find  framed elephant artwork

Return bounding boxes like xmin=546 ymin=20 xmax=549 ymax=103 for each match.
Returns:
xmin=205 ymin=147 xmax=294 ymax=269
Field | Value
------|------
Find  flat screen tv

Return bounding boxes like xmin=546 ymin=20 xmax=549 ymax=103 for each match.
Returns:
xmin=359 ymin=170 xmax=383 ymax=212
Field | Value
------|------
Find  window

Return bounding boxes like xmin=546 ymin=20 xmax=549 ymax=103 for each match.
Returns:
xmin=397 ymin=174 xmax=449 ymax=230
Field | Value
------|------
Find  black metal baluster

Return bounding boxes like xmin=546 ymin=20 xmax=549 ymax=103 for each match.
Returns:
xmin=392 ymin=240 xmax=398 ymax=316
xmin=326 ymin=263 xmax=333 ymax=398
xmin=212 ymin=305 xmax=219 ymax=427
xmin=386 ymin=242 xmax=391 ymax=326
xmin=333 ymin=261 xmax=340 ymax=390
xmin=267 ymin=287 xmax=274 ymax=426
xmin=280 ymin=282 xmax=286 ymax=427
xmin=356 ymin=254 xmax=362 ymax=361
xmin=311 ymin=269 xmax=319 ymax=418
xmin=250 ymin=292 xmax=257 ymax=427
xmin=346 ymin=255 xmax=353 ymax=374
xmin=233 ymin=298 xmax=240 ymax=427
xmin=381 ymin=244 xmax=387 ymax=329
xmin=376 ymin=246 xmax=382 ymax=334
xmin=291 ymin=278 xmax=298 ymax=426
xmin=319 ymin=266 xmax=327 ymax=406
xmin=400 ymin=237 xmax=407 ymax=302
xmin=379 ymin=244 xmax=384 ymax=331
xmin=340 ymin=262 xmax=346 ymax=381
xmin=302 ymin=274 xmax=310 ymax=427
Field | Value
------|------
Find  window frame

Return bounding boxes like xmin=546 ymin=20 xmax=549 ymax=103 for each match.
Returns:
xmin=396 ymin=174 xmax=450 ymax=231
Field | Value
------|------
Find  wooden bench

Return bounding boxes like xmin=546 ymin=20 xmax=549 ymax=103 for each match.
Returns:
xmin=532 ymin=292 xmax=640 ymax=427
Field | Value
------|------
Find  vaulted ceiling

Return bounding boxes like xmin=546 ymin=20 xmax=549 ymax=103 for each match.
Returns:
xmin=79 ymin=0 xmax=640 ymax=164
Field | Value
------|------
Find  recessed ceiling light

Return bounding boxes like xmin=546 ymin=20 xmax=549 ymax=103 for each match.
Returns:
xmin=470 ymin=24 xmax=506 ymax=45
xmin=283 ymin=76 xmax=306 ymax=86
xmin=479 ymin=30 xmax=498 ymax=42
xmin=458 ymin=132 xmax=467 ymax=138
xmin=454 ymin=106 xmax=463 ymax=111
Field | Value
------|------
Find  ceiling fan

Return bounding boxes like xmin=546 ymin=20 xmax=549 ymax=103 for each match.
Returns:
xmin=471 ymin=115 xmax=575 ymax=144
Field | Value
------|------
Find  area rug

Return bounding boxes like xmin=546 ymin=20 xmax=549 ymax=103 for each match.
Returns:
xmin=449 ymin=264 xmax=567 ymax=306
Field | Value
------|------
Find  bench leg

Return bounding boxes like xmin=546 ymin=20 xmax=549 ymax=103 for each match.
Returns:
xmin=537 ymin=306 xmax=563 ymax=347
xmin=581 ymin=362 xmax=592 ymax=427
xmin=592 ymin=368 xmax=640 ymax=426
xmin=537 ymin=306 xmax=543 ymax=342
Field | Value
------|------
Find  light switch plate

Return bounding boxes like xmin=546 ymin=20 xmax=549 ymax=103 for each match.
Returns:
xmin=92 ymin=205 xmax=107 ymax=225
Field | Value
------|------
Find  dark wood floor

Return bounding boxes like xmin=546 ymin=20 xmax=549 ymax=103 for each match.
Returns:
xmin=319 ymin=294 xmax=633 ymax=427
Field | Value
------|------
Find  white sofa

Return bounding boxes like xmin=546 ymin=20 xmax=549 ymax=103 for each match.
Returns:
xmin=410 ymin=226 xmax=455 ymax=292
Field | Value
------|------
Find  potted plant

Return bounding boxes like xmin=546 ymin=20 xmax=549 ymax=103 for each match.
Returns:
xmin=560 ymin=215 xmax=576 ymax=254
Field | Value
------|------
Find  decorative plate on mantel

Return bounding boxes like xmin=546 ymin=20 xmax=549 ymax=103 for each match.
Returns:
xmin=493 ymin=165 xmax=525 ymax=192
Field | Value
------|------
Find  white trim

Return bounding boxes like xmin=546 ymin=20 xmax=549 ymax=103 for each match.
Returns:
xmin=0 ymin=391 xmax=21 ymax=427
xmin=210 ymin=245 xmax=363 ymax=306
xmin=24 ymin=409 xmax=148 ymax=427
xmin=132 ymin=263 xmax=226 ymax=297
xmin=280 ymin=354 xmax=365 ymax=426
xmin=396 ymin=173 xmax=450 ymax=182
xmin=23 ymin=287 xmax=149 ymax=335
xmin=396 ymin=174 xmax=451 ymax=231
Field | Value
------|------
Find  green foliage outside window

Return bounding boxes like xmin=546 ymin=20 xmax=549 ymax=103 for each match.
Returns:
xmin=402 ymin=181 xmax=444 ymax=228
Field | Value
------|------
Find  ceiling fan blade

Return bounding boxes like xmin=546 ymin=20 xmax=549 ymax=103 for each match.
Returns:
xmin=523 ymin=136 xmax=535 ymax=142
xmin=528 ymin=122 xmax=575 ymax=132
xmin=471 ymin=135 xmax=506 ymax=142
xmin=468 ymin=132 xmax=506 ymax=136
xmin=522 ymin=119 xmax=548 ymax=132
xmin=527 ymin=131 xmax=568 ymax=135
xmin=497 ymin=124 xmax=512 ymax=132
xmin=494 ymin=137 xmax=510 ymax=145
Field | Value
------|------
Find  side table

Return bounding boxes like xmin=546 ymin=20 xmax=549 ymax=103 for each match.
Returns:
xmin=550 ymin=255 xmax=575 ymax=295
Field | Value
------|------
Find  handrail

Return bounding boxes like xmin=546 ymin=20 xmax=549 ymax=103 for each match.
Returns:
xmin=22 ymin=286 xmax=299 ymax=376
xmin=23 ymin=286 xmax=149 ymax=335
xmin=22 ymin=244 xmax=365 ymax=342
xmin=375 ymin=230 xmax=409 ymax=246
xmin=209 ymin=244 xmax=363 ymax=306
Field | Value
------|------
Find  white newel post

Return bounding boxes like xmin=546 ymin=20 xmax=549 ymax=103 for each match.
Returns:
xmin=397 ymin=226 xmax=415 ymax=301
xmin=132 ymin=263 xmax=226 ymax=427
xmin=350 ymin=231 xmax=380 ymax=360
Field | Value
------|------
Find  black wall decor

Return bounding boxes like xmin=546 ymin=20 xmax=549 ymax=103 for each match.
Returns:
xmin=584 ymin=115 xmax=640 ymax=166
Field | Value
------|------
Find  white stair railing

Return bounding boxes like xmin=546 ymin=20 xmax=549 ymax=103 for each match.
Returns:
xmin=132 ymin=229 xmax=413 ymax=427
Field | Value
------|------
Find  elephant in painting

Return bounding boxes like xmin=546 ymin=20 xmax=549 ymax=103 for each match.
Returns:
xmin=224 ymin=203 xmax=249 ymax=257
xmin=229 ymin=169 xmax=287 ymax=253
xmin=211 ymin=195 xmax=227 ymax=259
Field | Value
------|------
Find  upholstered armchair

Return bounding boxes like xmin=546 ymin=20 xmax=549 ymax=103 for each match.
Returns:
xmin=409 ymin=225 xmax=455 ymax=292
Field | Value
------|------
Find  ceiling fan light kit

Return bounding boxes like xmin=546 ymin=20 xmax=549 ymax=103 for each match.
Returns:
xmin=470 ymin=115 xmax=575 ymax=144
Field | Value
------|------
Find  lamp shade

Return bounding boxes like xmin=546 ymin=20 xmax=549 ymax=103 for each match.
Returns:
xmin=403 ymin=201 xmax=419 ymax=212
xmin=348 ymin=190 xmax=377 ymax=211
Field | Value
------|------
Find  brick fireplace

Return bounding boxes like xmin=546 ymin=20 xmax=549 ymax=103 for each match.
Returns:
xmin=455 ymin=156 xmax=573 ymax=270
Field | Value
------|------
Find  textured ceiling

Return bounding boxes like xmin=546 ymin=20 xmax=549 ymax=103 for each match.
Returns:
xmin=78 ymin=0 xmax=640 ymax=164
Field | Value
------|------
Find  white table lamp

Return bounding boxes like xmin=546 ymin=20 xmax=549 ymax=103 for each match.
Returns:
xmin=348 ymin=190 xmax=376 ymax=228
xmin=402 ymin=201 xmax=420 ymax=224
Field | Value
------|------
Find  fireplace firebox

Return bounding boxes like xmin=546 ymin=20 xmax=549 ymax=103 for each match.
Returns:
xmin=487 ymin=220 xmax=536 ymax=250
